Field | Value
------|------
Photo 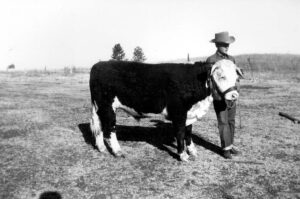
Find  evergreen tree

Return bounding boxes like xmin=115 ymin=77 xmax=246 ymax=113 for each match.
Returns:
xmin=132 ymin=46 xmax=146 ymax=62
xmin=111 ymin=43 xmax=125 ymax=61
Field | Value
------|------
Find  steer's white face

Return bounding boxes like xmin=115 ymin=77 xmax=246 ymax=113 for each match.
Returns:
xmin=211 ymin=59 xmax=239 ymax=101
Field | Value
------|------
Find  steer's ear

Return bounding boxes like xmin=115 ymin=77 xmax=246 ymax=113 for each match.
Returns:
xmin=236 ymin=67 xmax=245 ymax=79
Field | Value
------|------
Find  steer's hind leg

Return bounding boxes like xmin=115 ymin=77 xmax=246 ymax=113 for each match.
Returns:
xmin=186 ymin=125 xmax=197 ymax=157
xmin=99 ymin=104 xmax=123 ymax=157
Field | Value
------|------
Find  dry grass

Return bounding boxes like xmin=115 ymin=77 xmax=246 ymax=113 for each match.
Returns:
xmin=0 ymin=69 xmax=299 ymax=199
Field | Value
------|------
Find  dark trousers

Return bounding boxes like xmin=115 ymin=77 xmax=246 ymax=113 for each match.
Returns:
xmin=213 ymin=99 xmax=236 ymax=149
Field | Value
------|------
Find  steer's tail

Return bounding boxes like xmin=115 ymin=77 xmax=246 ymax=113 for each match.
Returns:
xmin=90 ymin=100 xmax=100 ymax=136
xmin=90 ymin=100 xmax=106 ymax=152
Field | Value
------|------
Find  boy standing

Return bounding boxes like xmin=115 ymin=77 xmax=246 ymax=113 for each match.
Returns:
xmin=206 ymin=31 xmax=240 ymax=159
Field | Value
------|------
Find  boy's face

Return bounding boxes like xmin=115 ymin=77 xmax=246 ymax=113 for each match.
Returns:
xmin=216 ymin=42 xmax=229 ymax=54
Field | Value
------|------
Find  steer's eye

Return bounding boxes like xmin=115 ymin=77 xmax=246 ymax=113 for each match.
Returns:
xmin=217 ymin=74 xmax=226 ymax=81
xmin=216 ymin=70 xmax=225 ymax=79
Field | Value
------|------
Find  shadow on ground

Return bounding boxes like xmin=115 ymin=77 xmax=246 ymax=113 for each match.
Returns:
xmin=78 ymin=120 xmax=223 ymax=160
xmin=39 ymin=191 xmax=62 ymax=199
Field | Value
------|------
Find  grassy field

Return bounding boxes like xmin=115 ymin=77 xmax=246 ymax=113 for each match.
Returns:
xmin=0 ymin=68 xmax=299 ymax=199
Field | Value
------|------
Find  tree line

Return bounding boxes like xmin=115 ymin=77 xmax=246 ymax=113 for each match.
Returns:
xmin=111 ymin=43 xmax=146 ymax=62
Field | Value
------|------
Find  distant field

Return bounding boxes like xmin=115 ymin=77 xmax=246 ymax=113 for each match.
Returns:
xmin=0 ymin=65 xmax=299 ymax=198
xmin=169 ymin=53 xmax=300 ymax=73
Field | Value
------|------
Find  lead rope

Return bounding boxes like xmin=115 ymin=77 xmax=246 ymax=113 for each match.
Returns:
xmin=237 ymin=95 xmax=242 ymax=129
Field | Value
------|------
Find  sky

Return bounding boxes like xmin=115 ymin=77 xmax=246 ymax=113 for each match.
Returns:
xmin=0 ymin=0 xmax=300 ymax=70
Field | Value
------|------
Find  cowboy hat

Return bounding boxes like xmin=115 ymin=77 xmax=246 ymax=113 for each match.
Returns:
xmin=210 ymin=31 xmax=235 ymax=44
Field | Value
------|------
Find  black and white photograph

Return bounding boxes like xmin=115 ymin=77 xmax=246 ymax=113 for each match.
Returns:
xmin=0 ymin=0 xmax=299 ymax=198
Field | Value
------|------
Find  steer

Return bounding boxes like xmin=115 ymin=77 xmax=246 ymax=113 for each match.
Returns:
xmin=89 ymin=59 xmax=243 ymax=161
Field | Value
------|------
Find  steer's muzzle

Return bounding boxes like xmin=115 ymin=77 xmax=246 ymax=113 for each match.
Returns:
xmin=224 ymin=87 xmax=239 ymax=108
xmin=223 ymin=86 xmax=239 ymax=101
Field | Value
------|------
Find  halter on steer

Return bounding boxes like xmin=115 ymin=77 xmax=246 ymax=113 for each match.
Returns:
xmin=222 ymin=85 xmax=238 ymax=97
xmin=208 ymin=74 xmax=237 ymax=97
xmin=208 ymin=74 xmax=238 ymax=108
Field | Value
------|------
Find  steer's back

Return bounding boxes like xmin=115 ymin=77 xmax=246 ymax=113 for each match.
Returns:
xmin=90 ymin=61 xmax=172 ymax=113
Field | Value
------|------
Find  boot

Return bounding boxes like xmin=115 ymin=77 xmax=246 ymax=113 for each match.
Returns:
xmin=230 ymin=147 xmax=240 ymax=156
xmin=223 ymin=150 xmax=232 ymax=159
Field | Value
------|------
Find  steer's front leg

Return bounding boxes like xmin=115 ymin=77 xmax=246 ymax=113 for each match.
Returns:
xmin=174 ymin=120 xmax=189 ymax=162
xmin=186 ymin=125 xmax=197 ymax=157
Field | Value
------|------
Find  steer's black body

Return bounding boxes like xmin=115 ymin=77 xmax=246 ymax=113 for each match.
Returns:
xmin=90 ymin=61 xmax=211 ymax=159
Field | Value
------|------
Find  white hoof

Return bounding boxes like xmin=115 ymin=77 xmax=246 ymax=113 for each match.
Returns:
xmin=96 ymin=142 xmax=106 ymax=152
xmin=179 ymin=152 xmax=190 ymax=162
xmin=187 ymin=142 xmax=197 ymax=157
xmin=97 ymin=145 xmax=106 ymax=152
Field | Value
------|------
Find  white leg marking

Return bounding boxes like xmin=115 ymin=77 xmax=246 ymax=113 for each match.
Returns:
xmin=90 ymin=103 xmax=106 ymax=152
xmin=109 ymin=132 xmax=121 ymax=155
xmin=179 ymin=151 xmax=190 ymax=162
xmin=187 ymin=141 xmax=197 ymax=157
